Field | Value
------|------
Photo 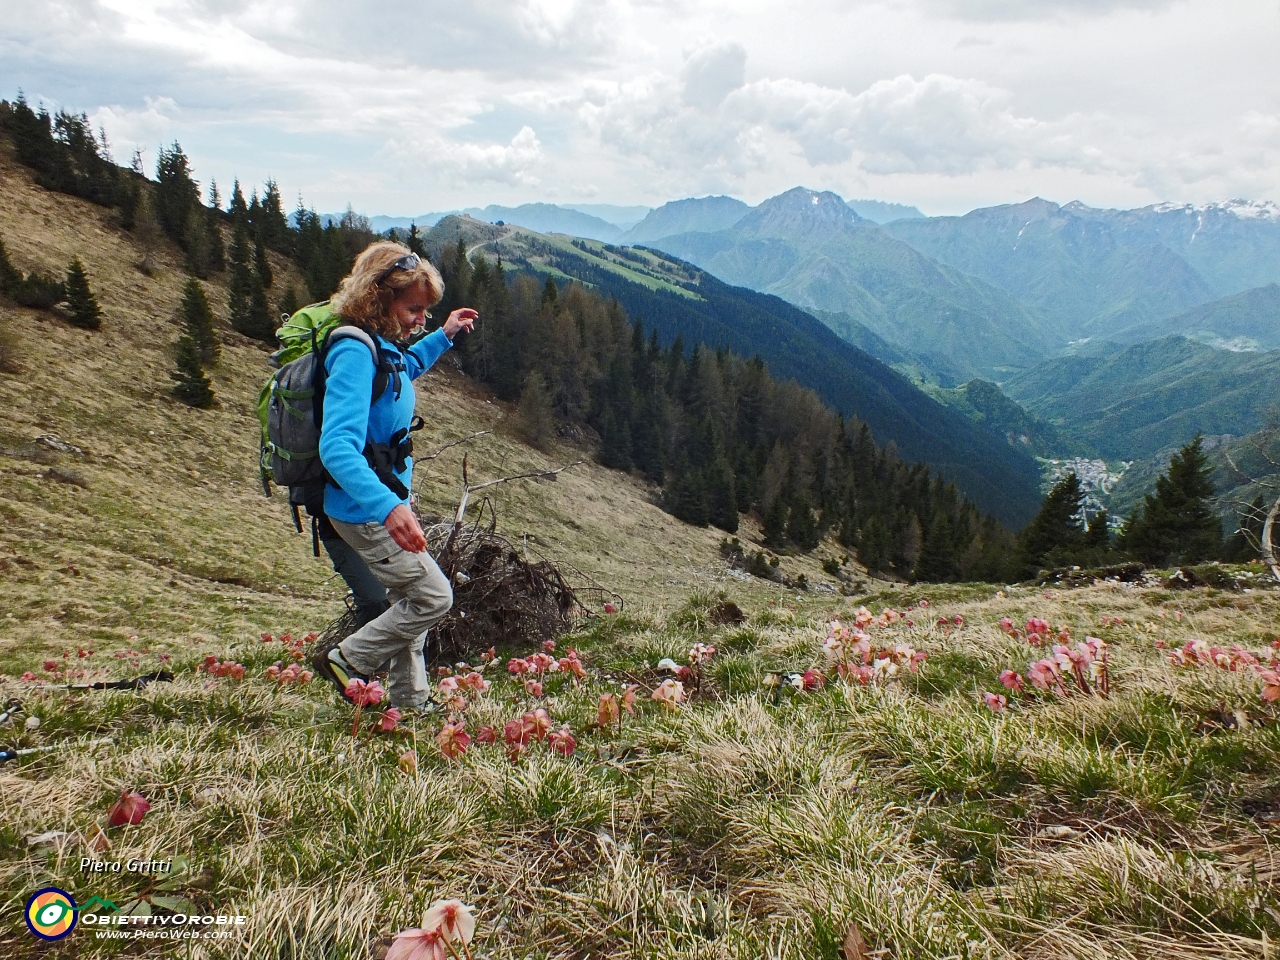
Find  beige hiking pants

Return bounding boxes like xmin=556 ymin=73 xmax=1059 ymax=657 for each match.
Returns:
xmin=328 ymin=518 xmax=453 ymax=709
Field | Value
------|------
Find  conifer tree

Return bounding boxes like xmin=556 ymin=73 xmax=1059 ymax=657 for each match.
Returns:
xmin=227 ymin=221 xmax=252 ymax=334
xmin=246 ymin=268 xmax=275 ymax=343
xmin=253 ymin=232 xmax=273 ymax=288
xmin=1120 ymin=436 xmax=1221 ymax=565
xmin=1084 ymin=511 xmax=1110 ymax=549
xmin=787 ymin=491 xmax=820 ymax=550
xmin=179 ymin=277 xmax=219 ymax=365
xmin=706 ymin=456 xmax=739 ymax=533
xmin=171 ymin=335 xmax=214 ymax=408
xmin=63 ymin=258 xmax=101 ymax=329
xmin=600 ymin=407 xmax=633 ymax=471
xmin=763 ymin=491 xmax=789 ymax=550
xmin=229 ymin=180 xmax=248 ymax=221
xmin=277 ymin=286 xmax=301 ymax=321
xmin=517 ymin=371 xmax=555 ymax=449
xmin=1018 ymin=473 xmax=1085 ymax=575
xmin=406 ymin=223 xmax=426 ymax=257
xmin=664 ymin=464 xmax=709 ymax=527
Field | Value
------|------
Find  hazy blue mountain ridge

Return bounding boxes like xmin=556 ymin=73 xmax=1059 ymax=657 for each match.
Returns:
xmin=847 ymin=199 xmax=926 ymax=223
xmin=648 ymin=188 xmax=1060 ymax=384
xmin=622 ymin=196 xmax=752 ymax=244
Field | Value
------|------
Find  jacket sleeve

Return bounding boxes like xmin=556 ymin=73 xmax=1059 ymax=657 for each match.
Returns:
xmin=319 ymin=339 xmax=403 ymax=523
xmin=404 ymin=327 xmax=453 ymax=379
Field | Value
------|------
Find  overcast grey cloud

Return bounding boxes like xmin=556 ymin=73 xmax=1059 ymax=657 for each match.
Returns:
xmin=1 ymin=0 xmax=1276 ymax=215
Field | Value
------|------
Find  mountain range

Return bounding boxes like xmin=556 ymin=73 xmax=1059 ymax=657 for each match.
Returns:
xmin=423 ymin=215 xmax=1044 ymax=526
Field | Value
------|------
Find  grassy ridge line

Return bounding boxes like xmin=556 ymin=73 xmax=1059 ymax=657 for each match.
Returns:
xmin=1 ymin=583 xmax=1277 ymax=958
xmin=0 ymin=147 xmax=843 ymax=666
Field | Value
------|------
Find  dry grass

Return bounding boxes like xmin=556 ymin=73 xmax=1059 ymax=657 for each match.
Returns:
xmin=2 ymin=148 xmax=1278 ymax=959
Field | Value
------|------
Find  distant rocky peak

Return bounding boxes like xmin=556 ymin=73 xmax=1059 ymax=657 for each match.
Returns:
xmin=737 ymin=187 xmax=861 ymax=236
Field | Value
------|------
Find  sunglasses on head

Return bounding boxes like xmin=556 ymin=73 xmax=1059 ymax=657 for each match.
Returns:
xmin=376 ymin=252 xmax=421 ymax=284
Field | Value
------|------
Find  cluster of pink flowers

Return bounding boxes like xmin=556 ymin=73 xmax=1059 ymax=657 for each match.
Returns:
xmin=689 ymin=643 xmax=716 ymax=665
xmin=1167 ymin=639 xmax=1280 ymax=703
xmin=506 ymin=649 xmax=587 ymax=681
xmin=999 ymin=616 xmax=1070 ymax=647
xmin=264 ymin=661 xmax=313 ymax=684
xmin=597 ymin=687 xmax=639 ymax=728
xmin=821 ymin=618 xmax=926 ymax=685
xmin=985 ymin=636 xmax=1109 ymax=711
xmin=197 ymin=656 xmax=246 ymax=680
xmin=469 ymin=707 xmax=577 ymax=762
xmin=260 ymin=630 xmax=316 ymax=662
xmin=388 ymin=898 xmax=477 ymax=960
xmin=437 ymin=671 xmax=491 ymax=712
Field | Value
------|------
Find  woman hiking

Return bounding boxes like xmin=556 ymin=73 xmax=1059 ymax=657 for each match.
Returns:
xmin=312 ymin=241 xmax=478 ymax=712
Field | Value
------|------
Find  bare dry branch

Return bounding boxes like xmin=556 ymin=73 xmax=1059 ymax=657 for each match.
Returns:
xmin=414 ymin=430 xmax=490 ymax=464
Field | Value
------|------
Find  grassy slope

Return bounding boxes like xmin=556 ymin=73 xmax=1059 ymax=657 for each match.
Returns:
xmin=1 ymin=154 xmax=1278 ymax=960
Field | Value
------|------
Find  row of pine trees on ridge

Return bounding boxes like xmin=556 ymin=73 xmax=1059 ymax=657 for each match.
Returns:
xmin=0 ymin=94 xmax=1244 ymax=582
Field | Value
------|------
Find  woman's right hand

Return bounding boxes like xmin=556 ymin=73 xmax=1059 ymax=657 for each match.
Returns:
xmin=384 ymin=504 xmax=427 ymax=553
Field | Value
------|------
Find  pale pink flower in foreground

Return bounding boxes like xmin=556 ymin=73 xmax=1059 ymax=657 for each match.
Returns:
xmin=378 ymin=708 xmax=402 ymax=733
xmin=437 ymin=676 xmax=460 ymax=696
xmin=345 ymin=678 xmax=385 ymax=707
xmin=421 ymin=898 xmax=477 ymax=945
xmin=651 ymin=679 xmax=685 ymax=709
xmin=853 ymin=606 xmax=874 ymax=627
xmin=524 ymin=679 xmax=544 ymax=697
xmin=386 ymin=927 xmax=446 ymax=960
xmin=436 ymin=721 xmax=470 ymax=760
xmin=529 ymin=653 xmax=558 ymax=674
xmin=1028 ymin=659 xmax=1064 ymax=694
xmin=548 ymin=726 xmax=577 ymax=756
xmin=982 ymin=692 xmax=1007 ymax=713
xmin=507 ymin=658 xmax=530 ymax=675
xmin=447 ymin=696 xmax=468 ymax=713
xmin=107 ymin=790 xmax=151 ymax=827
xmin=265 ymin=663 xmax=282 ymax=680
xmin=998 ymin=670 xmax=1025 ymax=692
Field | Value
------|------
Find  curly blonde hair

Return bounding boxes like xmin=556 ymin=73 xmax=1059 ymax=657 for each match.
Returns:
xmin=331 ymin=241 xmax=445 ymax=339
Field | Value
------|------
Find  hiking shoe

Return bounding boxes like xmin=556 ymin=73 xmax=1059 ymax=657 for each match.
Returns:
xmin=312 ymin=645 xmax=368 ymax=704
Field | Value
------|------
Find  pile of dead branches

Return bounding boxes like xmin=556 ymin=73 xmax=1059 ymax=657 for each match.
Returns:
xmin=317 ymin=444 xmax=622 ymax=659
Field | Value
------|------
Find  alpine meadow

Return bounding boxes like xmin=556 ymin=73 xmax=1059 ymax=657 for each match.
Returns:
xmin=3 ymin=15 xmax=1280 ymax=958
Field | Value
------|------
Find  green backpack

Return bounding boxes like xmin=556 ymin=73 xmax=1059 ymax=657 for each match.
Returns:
xmin=256 ymin=301 xmax=395 ymax=496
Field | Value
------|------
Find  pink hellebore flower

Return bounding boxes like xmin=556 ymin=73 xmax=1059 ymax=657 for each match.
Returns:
xmin=386 ymin=927 xmax=446 ymax=960
xmin=919 ymin=599 xmax=929 ymax=608
xmin=998 ymin=670 xmax=1025 ymax=692
xmin=378 ymin=708 xmax=403 ymax=733
xmin=507 ymin=658 xmax=530 ymax=675
xmin=475 ymin=725 xmax=497 ymax=744
xmin=982 ymin=692 xmax=1008 ymax=713
xmin=436 ymin=721 xmax=471 ymax=760
xmin=1028 ymin=659 xmax=1064 ymax=694
xmin=952 ymin=615 xmax=963 ymax=626
xmin=689 ymin=643 xmax=716 ymax=665
xmin=526 ymin=708 xmax=552 ymax=740
xmin=598 ymin=693 xmax=620 ymax=726
xmin=422 ymin=898 xmax=477 ymax=946
xmin=1259 ymin=669 xmax=1280 ymax=704
xmin=107 ymin=790 xmax=151 ymax=827
xmin=651 ymin=679 xmax=685 ymax=709
xmin=603 ymin=602 xmax=617 ymax=614
xmin=802 ymin=668 xmax=826 ymax=691
xmin=345 ymin=678 xmax=386 ymax=707
xmin=542 ymin=640 xmax=557 ymax=653
xmin=998 ymin=617 xmax=1016 ymax=635
xmin=548 ymin=726 xmax=577 ymax=756
xmin=621 ymin=685 xmax=639 ymax=715
xmin=461 ymin=672 xmax=490 ymax=693
xmin=519 ymin=677 xmax=540 ymax=697
xmin=437 ymin=676 xmax=460 ymax=696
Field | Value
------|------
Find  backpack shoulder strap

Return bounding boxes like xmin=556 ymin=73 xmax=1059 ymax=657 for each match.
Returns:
xmin=320 ymin=324 xmax=396 ymax=405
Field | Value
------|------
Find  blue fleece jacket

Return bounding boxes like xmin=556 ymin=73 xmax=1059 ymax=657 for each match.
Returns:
xmin=319 ymin=326 xmax=453 ymax=524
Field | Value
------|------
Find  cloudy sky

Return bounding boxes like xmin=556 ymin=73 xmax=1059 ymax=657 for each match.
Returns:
xmin=3 ymin=0 xmax=1278 ymax=217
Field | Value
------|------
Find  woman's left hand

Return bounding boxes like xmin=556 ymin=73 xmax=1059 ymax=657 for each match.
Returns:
xmin=443 ymin=308 xmax=478 ymax=339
